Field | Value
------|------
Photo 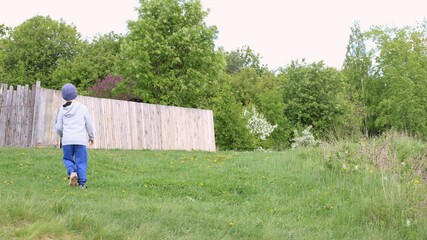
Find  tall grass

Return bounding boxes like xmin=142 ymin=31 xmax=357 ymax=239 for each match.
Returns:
xmin=0 ymin=132 xmax=426 ymax=239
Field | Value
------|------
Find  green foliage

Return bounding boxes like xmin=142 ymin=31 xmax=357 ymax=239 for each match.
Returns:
xmin=209 ymin=74 xmax=256 ymax=150
xmin=210 ymin=60 xmax=289 ymax=150
xmin=229 ymin=68 xmax=262 ymax=106
xmin=0 ymin=16 xmax=81 ymax=88
xmin=355 ymin=24 xmax=427 ymax=138
xmin=342 ymin=22 xmax=427 ymax=139
xmin=255 ymin=72 xmax=293 ymax=149
xmin=0 ymin=24 xmax=10 ymax=38
xmin=52 ymin=32 xmax=123 ymax=93
xmin=343 ymin=22 xmax=373 ymax=92
xmin=342 ymin=22 xmax=372 ymax=136
xmin=119 ymin=0 xmax=223 ymax=107
xmin=228 ymin=68 xmax=291 ymax=149
xmin=224 ymin=45 xmax=267 ymax=75
xmin=0 ymin=25 xmax=6 ymax=80
xmin=279 ymin=60 xmax=355 ymax=139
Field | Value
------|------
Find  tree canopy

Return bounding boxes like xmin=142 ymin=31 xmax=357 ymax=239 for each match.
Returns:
xmin=118 ymin=0 xmax=224 ymax=108
xmin=52 ymin=32 xmax=123 ymax=92
xmin=279 ymin=60 xmax=354 ymax=138
xmin=0 ymin=16 xmax=81 ymax=88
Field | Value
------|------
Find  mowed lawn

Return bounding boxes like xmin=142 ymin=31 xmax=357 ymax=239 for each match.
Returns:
xmin=1 ymin=141 xmax=426 ymax=239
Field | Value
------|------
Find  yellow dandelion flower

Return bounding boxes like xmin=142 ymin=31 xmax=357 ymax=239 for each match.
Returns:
xmin=228 ymin=221 xmax=235 ymax=227
xmin=415 ymin=180 xmax=420 ymax=185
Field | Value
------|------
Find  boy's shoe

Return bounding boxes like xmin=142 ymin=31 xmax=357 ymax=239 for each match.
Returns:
xmin=80 ymin=184 xmax=88 ymax=189
xmin=69 ymin=172 xmax=78 ymax=187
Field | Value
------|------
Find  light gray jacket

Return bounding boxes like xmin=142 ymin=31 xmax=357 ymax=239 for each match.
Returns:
xmin=55 ymin=101 xmax=95 ymax=146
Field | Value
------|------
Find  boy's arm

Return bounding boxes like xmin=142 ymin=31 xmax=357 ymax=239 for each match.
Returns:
xmin=84 ymin=110 xmax=95 ymax=141
xmin=54 ymin=110 xmax=63 ymax=137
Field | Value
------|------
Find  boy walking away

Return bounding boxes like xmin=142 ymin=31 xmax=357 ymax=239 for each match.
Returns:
xmin=55 ymin=83 xmax=95 ymax=189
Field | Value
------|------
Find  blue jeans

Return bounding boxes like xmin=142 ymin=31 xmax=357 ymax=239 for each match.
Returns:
xmin=63 ymin=145 xmax=88 ymax=186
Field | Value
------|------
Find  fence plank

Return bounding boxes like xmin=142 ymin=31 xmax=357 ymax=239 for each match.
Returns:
xmin=96 ymin=98 xmax=104 ymax=148
xmin=41 ymin=88 xmax=52 ymax=146
xmin=105 ymin=98 xmax=114 ymax=149
xmin=5 ymin=86 xmax=15 ymax=146
xmin=25 ymin=85 xmax=33 ymax=147
xmin=22 ymin=85 xmax=29 ymax=147
xmin=0 ymin=84 xmax=7 ymax=147
xmin=101 ymin=98 xmax=109 ymax=148
xmin=143 ymin=104 xmax=161 ymax=150
xmin=208 ymin=110 xmax=216 ymax=151
xmin=51 ymin=90 xmax=62 ymax=147
xmin=128 ymin=102 xmax=138 ymax=149
xmin=160 ymin=106 xmax=173 ymax=150
xmin=15 ymin=85 xmax=22 ymax=146
xmin=176 ymin=107 xmax=186 ymax=150
xmin=135 ymin=102 xmax=144 ymax=148
xmin=32 ymin=82 xmax=42 ymax=147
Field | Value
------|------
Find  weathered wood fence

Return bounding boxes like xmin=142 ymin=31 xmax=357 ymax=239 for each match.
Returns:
xmin=0 ymin=82 xmax=216 ymax=151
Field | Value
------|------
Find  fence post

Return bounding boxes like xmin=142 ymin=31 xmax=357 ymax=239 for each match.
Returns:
xmin=0 ymin=84 xmax=8 ymax=147
xmin=30 ymin=81 xmax=41 ymax=147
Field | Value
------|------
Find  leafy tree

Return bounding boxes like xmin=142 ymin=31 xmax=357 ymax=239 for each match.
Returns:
xmin=52 ymin=32 xmax=123 ymax=93
xmin=229 ymin=68 xmax=261 ymax=106
xmin=229 ymin=68 xmax=291 ymax=149
xmin=255 ymin=72 xmax=292 ymax=149
xmin=341 ymin=22 xmax=427 ymax=138
xmin=0 ymin=24 xmax=9 ymax=80
xmin=342 ymin=22 xmax=372 ymax=136
xmin=118 ymin=0 xmax=223 ymax=108
xmin=209 ymin=73 xmax=256 ymax=150
xmin=367 ymin=25 xmax=427 ymax=137
xmin=0 ymin=24 xmax=10 ymax=38
xmin=224 ymin=46 xmax=267 ymax=75
xmin=279 ymin=60 xmax=353 ymax=139
xmin=0 ymin=16 xmax=81 ymax=88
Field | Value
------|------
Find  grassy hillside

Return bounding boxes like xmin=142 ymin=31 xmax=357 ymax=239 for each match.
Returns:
xmin=1 ymin=133 xmax=426 ymax=239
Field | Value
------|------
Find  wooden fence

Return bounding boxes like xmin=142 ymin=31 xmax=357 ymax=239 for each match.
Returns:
xmin=0 ymin=82 xmax=216 ymax=151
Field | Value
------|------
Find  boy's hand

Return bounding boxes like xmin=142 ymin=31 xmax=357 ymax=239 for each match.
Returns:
xmin=89 ymin=140 xmax=95 ymax=147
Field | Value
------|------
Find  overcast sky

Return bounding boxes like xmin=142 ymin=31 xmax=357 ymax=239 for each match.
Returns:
xmin=1 ymin=0 xmax=427 ymax=70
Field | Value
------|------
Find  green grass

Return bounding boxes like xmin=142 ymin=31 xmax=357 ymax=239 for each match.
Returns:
xmin=1 ymin=136 xmax=427 ymax=239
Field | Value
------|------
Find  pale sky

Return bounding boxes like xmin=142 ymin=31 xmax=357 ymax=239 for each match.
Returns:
xmin=1 ymin=0 xmax=427 ymax=70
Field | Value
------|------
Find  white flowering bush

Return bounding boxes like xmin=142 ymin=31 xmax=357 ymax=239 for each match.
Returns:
xmin=291 ymin=126 xmax=319 ymax=149
xmin=243 ymin=106 xmax=277 ymax=140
